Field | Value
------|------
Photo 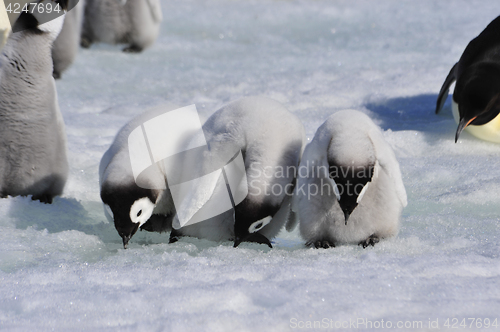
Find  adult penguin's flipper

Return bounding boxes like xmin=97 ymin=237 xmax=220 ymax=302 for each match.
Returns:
xmin=436 ymin=63 xmax=458 ymax=114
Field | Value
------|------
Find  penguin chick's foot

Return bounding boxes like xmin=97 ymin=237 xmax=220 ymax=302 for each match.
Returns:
xmin=122 ymin=45 xmax=143 ymax=53
xmin=31 ymin=194 xmax=53 ymax=204
xmin=307 ymin=240 xmax=335 ymax=249
xmin=80 ymin=37 xmax=92 ymax=48
xmin=358 ymin=235 xmax=379 ymax=249
xmin=168 ymin=229 xmax=182 ymax=244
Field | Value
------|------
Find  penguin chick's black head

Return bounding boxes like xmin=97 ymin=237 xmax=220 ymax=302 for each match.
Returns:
xmin=101 ymin=184 xmax=158 ymax=249
xmin=329 ymin=163 xmax=374 ymax=225
xmin=233 ymin=203 xmax=274 ymax=248
xmin=454 ymin=63 xmax=500 ymax=142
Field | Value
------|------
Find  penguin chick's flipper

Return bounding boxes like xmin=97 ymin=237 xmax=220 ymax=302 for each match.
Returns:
xmin=234 ymin=232 xmax=272 ymax=248
xmin=358 ymin=235 xmax=380 ymax=249
xmin=436 ymin=63 xmax=458 ymax=114
xmin=123 ymin=45 xmax=143 ymax=53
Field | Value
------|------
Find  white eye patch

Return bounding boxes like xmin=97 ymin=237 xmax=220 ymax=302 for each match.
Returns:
xmin=248 ymin=218 xmax=271 ymax=233
xmin=129 ymin=197 xmax=155 ymax=226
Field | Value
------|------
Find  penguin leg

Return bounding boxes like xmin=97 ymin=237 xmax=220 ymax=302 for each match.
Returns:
xmin=169 ymin=228 xmax=182 ymax=244
xmin=122 ymin=45 xmax=143 ymax=53
xmin=358 ymin=235 xmax=379 ymax=248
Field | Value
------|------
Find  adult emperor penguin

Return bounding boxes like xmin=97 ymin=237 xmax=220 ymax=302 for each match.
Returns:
xmin=436 ymin=15 xmax=500 ymax=143
xmin=52 ymin=0 xmax=85 ymax=79
xmin=290 ymin=110 xmax=407 ymax=249
xmin=170 ymin=97 xmax=305 ymax=248
xmin=0 ymin=6 xmax=69 ymax=203
xmin=81 ymin=0 xmax=162 ymax=53
xmin=99 ymin=104 xmax=179 ymax=249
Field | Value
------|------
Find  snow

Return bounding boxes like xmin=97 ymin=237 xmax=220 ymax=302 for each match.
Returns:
xmin=2 ymin=0 xmax=500 ymax=330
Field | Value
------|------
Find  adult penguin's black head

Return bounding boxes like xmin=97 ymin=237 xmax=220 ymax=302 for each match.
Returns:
xmin=454 ymin=62 xmax=500 ymax=142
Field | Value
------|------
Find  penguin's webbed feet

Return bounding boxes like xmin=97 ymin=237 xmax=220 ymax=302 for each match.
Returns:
xmin=307 ymin=240 xmax=335 ymax=249
xmin=123 ymin=45 xmax=143 ymax=53
xmin=358 ymin=235 xmax=379 ymax=248
xmin=31 ymin=193 xmax=53 ymax=204
xmin=80 ymin=37 xmax=92 ymax=49
xmin=169 ymin=229 xmax=182 ymax=244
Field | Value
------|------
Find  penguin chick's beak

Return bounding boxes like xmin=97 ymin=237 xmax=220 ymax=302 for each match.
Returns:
xmin=234 ymin=233 xmax=272 ymax=248
xmin=455 ymin=116 xmax=477 ymax=143
xmin=343 ymin=209 xmax=350 ymax=225
xmin=122 ymin=235 xmax=132 ymax=249
xmin=120 ymin=223 xmax=140 ymax=249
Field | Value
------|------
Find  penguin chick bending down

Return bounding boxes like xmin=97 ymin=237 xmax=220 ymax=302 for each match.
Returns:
xmin=290 ymin=110 xmax=407 ymax=249
xmin=99 ymin=105 xmax=179 ymax=249
xmin=436 ymin=15 xmax=500 ymax=143
xmin=171 ymin=97 xmax=305 ymax=248
xmin=52 ymin=0 xmax=85 ymax=79
xmin=0 ymin=7 xmax=69 ymax=204
xmin=81 ymin=0 xmax=162 ymax=53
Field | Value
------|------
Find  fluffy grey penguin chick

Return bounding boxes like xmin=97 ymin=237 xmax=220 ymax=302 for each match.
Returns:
xmin=171 ymin=96 xmax=305 ymax=248
xmin=290 ymin=110 xmax=407 ymax=249
xmin=81 ymin=0 xmax=162 ymax=53
xmin=0 ymin=10 xmax=69 ymax=204
xmin=52 ymin=0 xmax=85 ymax=79
xmin=99 ymin=104 xmax=179 ymax=249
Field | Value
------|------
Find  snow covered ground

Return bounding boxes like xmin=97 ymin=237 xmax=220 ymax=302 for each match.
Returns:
xmin=2 ymin=0 xmax=500 ymax=330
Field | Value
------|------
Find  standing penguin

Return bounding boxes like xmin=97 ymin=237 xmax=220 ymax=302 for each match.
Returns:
xmin=99 ymin=105 xmax=179 ymax=249
xmin=0 ymin=7 xmax=69 ymax=203
xmin=81 ymin=0 xmax=162 ymax=53
xmin=436 ymin=15 xmax=500 ymax=143
xmin=290 ymin=110 xmax=407 ymax=249
xmin=170 ymin=97 xmax=305 ymax=248
xmin=52 ymin=0 xmax=85 ymax=79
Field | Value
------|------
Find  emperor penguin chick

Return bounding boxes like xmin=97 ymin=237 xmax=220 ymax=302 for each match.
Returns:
xmin=0 ymin=9 xmax=69 ymax=203
xmin=82 ymin=0 xmax=162 ymax=53
xmin=171 ymin=97 xmax=305 ymax=248
xmin=292 ymin=110 xmax=407 ymax=249
xmin=99 ymin=105 xmax=179 ymax=249
xmin=52 ymin=0 xmax=85 ymax=79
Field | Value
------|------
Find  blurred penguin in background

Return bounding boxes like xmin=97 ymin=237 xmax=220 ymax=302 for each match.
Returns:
xmin=436 ymin=16 xmax=500 ymax=143
xmin=81 ymin=0 xmax=162 ymax=53
xmin=0 ymin=4 xmax=69 ymax=203
xmin=290 ymin=110 xmax=407 ymax=249
xmin=52 ymin=0 xmax=85 ymax=79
